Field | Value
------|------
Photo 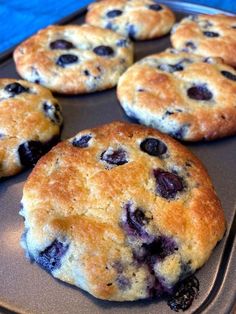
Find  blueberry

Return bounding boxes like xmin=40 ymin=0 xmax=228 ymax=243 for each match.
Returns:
xmin=142 ymin=236 xmax=178 ymax=261
xmin=101 ymin=148 xmax=128 ymax=166
xmin=93 ymin=45 xmax=114 ymax=57
xmin=56 ymin=54 xmax=78 ymax=67
xmin=221 ymin=70 xmax=236 ymax=81
xmin=125 ymin=204 xmax=150 ymax=236
xmin=185 ymin=41 xmax=196 ymax=50
xmin=116 ymin=39 xmax=128 ymax=47
xmin=127 ymin=24 xmax=136 ymax=40
xmin=43 ymin=102 xmax=62 ymax=125
xmin=203 ymin=31 xmax=219 ymax=37
xmin=4 ymin=82 xmax=29 ymax=96
xmin=84 ymin=70 xmax=90 ymax=76
xmin=36 ymin=239 xmax=69 ymax=272
xmin=18 ymin=141 xmax=44 ymax=167
xmin=149 ymin=277 xmax=166 ymax=298
xmin=149 ymin=4 xmax=162 ymax=11
xmin=187 ymin=85 xmax=213 ymax=101
xmin=167 ymin=275 xmax=199 ymax=311
xmin=106 ymin=9 xmax=123 ymax=18
xmin=116 ymin=275 xmax=131 ymax=290
xmin=171 ymin=124 xmax=190 ymax=140
xmin=153 ymin=168 xmax=184 ymax=199
xmin=105 ymin=22 xmax=114 ymax=30
xmin=158 ymin=63 xmax=184 ymax=73
xmin=50 ymin=39 xmax=75 ymax=50
xmin=72 ymin=134 xmax=92 ymax=148
xmin=140 ymin=138 xmax=167 ymax=157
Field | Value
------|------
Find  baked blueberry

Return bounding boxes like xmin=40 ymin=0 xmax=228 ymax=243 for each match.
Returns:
xmin=72 ymin=134 xmax=92 ymax=148
xmin=171 ymin=124 xmax=190 ymax=140
xmin=4 ymin=82 xmax=29 ymax=96
xmin=106 ymin=9 xmax=123 ymax=18
xmin=153 ymin=168 xmax=184 ymax=199
xmin=167 ymin=275 xmax=199 ymax=311
xmin=203 ymin=31 xmax=219 ymax=37
xmin=127 ymin=24 xmax=136 ymax=40
xmin=187 ymin=85 xmax=213 ymax=101
xmin=116 ymin=39 xmax=128 ymax=47
xmin=36 ymin=239 xmax=69 ymax=272
xmin=101 ymin=148 xmax=128 ymax=165
xmin=116 ymin=275 xmax=131 ymax=290
xmin=43 ymin=102 xmax=62 ymax=125
xmin=93 ymin=45 xmax=114 ymax=57
xmin=221 ymin=70 xmax=236 ymax=81
xmin=56 ymin=54 xmax=78 ymax=67
xmin=158 ymin=63 xmax=184 ymax=73
xmin=185 ymin=41 xmax=197 ymax=50
xmin=140 ymin=138 xmax=167 ymax=157
xmin=50 ymin=39 xmax=75 ymax=50
xmin=18 ymin=141 xmax=44 ymax=167
xmin=149 ymin=4 xmax=162 ymax=11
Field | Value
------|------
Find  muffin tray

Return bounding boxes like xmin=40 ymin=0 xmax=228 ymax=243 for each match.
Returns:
xmin=0 ymin=1 xmax=236 ymax=313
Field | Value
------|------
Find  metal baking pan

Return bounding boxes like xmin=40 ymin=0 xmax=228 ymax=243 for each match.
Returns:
xmin=0 ymin=1 xmax=235 ymax=313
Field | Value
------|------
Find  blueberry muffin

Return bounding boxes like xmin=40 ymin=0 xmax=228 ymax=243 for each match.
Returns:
xmin=171 ymin=14 xmax=236 ymax=67
xmin=0 ymin=79 xmax=62 ymax=178
xmin=13 ymin=24 xmax=134 ymax=94
xmin=117 ymin=50 xmax=236 ymax=141
xmin=20 ymin=121 xmax=226 ymax=301
xmin=86 ymin=0 xmax=175 ymax=40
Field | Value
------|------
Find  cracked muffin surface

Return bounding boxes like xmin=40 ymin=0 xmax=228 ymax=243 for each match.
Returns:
xmin=0 ymin=79 xmax=62 ymax=178
xmin=20 ymin=121 xmax=226 ymax=301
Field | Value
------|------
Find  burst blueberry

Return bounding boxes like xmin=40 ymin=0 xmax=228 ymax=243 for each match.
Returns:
xmin=203 ymin=31 xmax=219 ymax=37
xmin=149 ymin=4 xmax=162 ymax=11
xmin=36 ymin=239 xmax=69 ymax=272
xmin=158 ymin=63 xmax=184 ymax=73
xmin=18 ymin=141 xmax=44 ymax=167
xmin=72 ymin=134 xmax=92 ymax=148
xmin=43 ymin=102 xmax=62 ymax=125
xmin=101 ymin=148 xmax=128 ymax=166
xmin=153 ymin=168 xmax=184 ymax=199
xmin=140 ymin=138 xmax=167 ymax=157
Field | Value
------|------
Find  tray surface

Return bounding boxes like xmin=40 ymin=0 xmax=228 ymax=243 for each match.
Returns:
xmin=0 ymin=1 xmax=236 ymax=313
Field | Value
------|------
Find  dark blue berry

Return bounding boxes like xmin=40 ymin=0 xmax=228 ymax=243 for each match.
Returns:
xmin=221 ymin=70 xmax=236 ymax=81
xmin=158 ymin=63 xmax=184 ymax=73
xmin=93 ymin=45 xmax=114 ymax=57
xmin=187 ymin=85 xmax=213 ymax=101
xmin=167 ymin=275 xmax=199 ymax=311
xmin=116 ymin=39 xmax=128 ymax=47
xmin=126 ymin=205 xmax=150 ymax=236
xmin=171 ymin=124 xmax=190 ymax=140
xmin=140 ymin=138 xmax=167 ymax=157
xmin=116 ymin=275 xmax=131 ymax=290
xmin=72 ymin=134 xmax=92 ymax=148
xmin=106 ymin=9 xmax=123 ymax=18
xmin=36 ymin=239 xmax=69 ymax=272
xmin=18 ymin=141 xmax=44 ymax=167
xmin=84 ymin=70 xmax=90 ymax=76
xmin=203 ymin=31 xmax=219 ymax=37
xmin=142 ymin=236 xmax=178 ymax=261
xmin=153 ymin=168 xmax=184 ymax=199
xmin=50 ymin=39 xmax=75 ymax=50
xmin=43 ymin=102 xmax=62 ymax=124
xmin=101 ymin=148 xmax=128 ymax=166
xmin=127 ymin=24 xmax=136 ymax=40
xmin=149 ymin=4 xmax=162 ymax=11
xmin=185 ymin=41 xmax=196 ymax=50
xmin=56 ymin=54 xmax=78 ymax=67
xmin=4 ymin=82 xmax=29 ymax=96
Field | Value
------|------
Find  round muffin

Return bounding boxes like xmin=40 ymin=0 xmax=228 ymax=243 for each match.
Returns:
xmin=86 ymin=0 xmax=175 ymax=40
xmin=171 ymin=14 xmax=236 ymax=67
xmin=13 ymin=24 xmax=134 ymax=94
xmin=20 ymin=121 xmax=226 ymax=301
xmin=117 ymin=49 xmax=236 ymax=141
xmin=0 ymin=79 xmax=62 ymax=178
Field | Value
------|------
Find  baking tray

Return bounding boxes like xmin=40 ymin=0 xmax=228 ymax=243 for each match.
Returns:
xmin=0 ymin=1 xmax=235 ymax=313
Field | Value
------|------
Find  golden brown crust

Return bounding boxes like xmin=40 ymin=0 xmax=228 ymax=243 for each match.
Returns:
xmin=117 ymin=50 xmax=236 ymax=141
xmin=0 ymin=79 xmax=62 ymax=178
xmin=86 ymin=0 xmax=175 ymax=40
xmin=171 ymin=14 xmax=236 ymax=67
xmin=13 ymin=24 xmax=133 ymax=94
xmin=21 ymin=121 xmax=226 ymax=301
